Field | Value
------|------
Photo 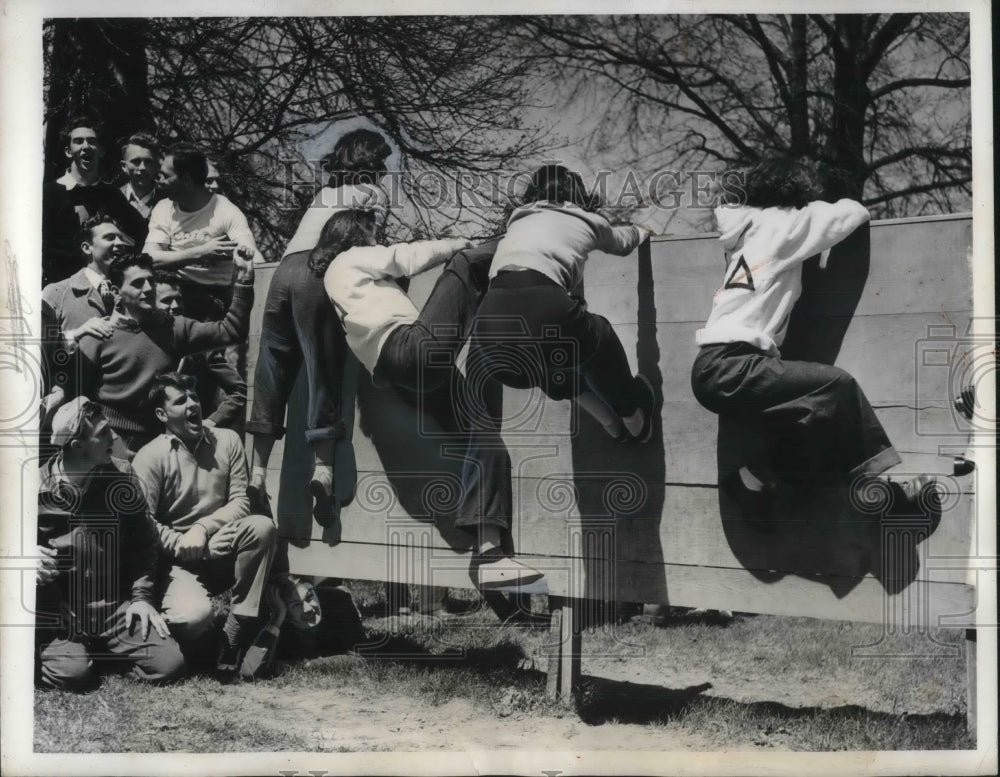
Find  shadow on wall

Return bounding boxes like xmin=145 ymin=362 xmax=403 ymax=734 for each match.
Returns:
xmin=570 ymin=240 xmax=667 ymax=617
xmin=714 ymin=223 xmax=930 ymax=597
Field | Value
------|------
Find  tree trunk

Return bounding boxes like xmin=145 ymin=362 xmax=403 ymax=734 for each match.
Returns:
xmin=788 ymin=15 xmax=810 ymax=156
xmin=43 ymin=19 xmax=151 ymax=182
xmin=830 ymin=15 xmax=870 ymax=199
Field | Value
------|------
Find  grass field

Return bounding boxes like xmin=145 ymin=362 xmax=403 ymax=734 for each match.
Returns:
xmin=34 ymin=582 xmax=974 ymax=753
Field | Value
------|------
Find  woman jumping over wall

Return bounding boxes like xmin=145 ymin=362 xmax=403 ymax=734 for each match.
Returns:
xmin=246 ymin=129 xmax=391 ymax=524
xmin=315 ymin=210 xmax=543 ymax=589
xmin=690 ymin=156 xmax=940 ymax=530
xmin=469 ymin=164 xmax=657 ymax=443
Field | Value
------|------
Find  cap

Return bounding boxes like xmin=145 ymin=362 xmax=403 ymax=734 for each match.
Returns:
xmin=50 ymin=397 xmax=97 ymax=447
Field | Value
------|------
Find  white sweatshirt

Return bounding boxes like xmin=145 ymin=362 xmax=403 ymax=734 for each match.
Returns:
xmin=323 ymin=238 xmax=471 ymax=374
xmin=283 ymin=182 xmax=389 ymax=259
xmin=490 ymin=202 xmax=649 ymax=290
xmin=696 ymin=199 xmax=870 ymax=355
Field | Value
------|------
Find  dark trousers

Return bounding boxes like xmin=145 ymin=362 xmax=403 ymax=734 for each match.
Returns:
xmin=36 ymin=600 xmax=186 ymax=689
xmin=373 ymin=248 xmax=511 ymax=532
xmin=470 ymin=270 xmax=645 ymax=416
xmin=247 ymin=251 xmax=348 ymax=442
xmin=181 ymin=280 xmax=248 ymax=432
xmin=691 ymin=342 xmax=901 ymax=478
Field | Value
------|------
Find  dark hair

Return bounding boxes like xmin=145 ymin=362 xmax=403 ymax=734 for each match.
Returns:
xmin=165 ymin=143 xmax=208 ymax=185
xmin=307 ymin=210 xmax=379 ymax=276
xmin=153 ymin=270 xmax=183 ymax=288
xmin=61 ymin=114 xmax=102 ymax=147
xmin=738 ymin=156 xmax=832 ymax=209
xmin=108 ymin=252 xmax=154 ymax=289
xmin=77 ymin=214 xmax=124 ymax=251
xmin=519 ymin=164 xmax=600 ymax=212
xmin=148 ymin=372 xmax=198 ymax=412
xmin=121 ymin=132 xmax=159 ymax=159
xmin=323 ymin=129 xmax=392 ymax=187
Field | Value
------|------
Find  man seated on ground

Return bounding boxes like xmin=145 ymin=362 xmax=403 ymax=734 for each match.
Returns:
xmin=36 ymin=397 xmax=185 ymax=690
xmin=75 ymin=251 xmax=254 ymax=456
xmin=42 ymin=115 xmax=148 ymax=286
xmin=41 ymin=215 xmax=128 ymax=403
xmin=119 ymin=132 xmax=163 ymax=220
xmin=154 ymin=271 xmax=247 ymax=435
xmin=132 ymin=373 xmax=277 ymax=679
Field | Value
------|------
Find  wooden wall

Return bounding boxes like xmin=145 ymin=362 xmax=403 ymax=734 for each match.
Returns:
xmin=249 ymin=213 xmax=976 ymax=627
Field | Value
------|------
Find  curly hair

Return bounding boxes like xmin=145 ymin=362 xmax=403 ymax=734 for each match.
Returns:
xmin=108 ymin=252 xmax=154 ymax=289
xmin=737 ymin=156 xmax=834 ymax=209
xmin=322 ymin=129 xmax=392 ymax=187
xmin=307 ymin=209 xmax=379 ymax=277
xmin=518 ymin=164 xmax=601 ymax=212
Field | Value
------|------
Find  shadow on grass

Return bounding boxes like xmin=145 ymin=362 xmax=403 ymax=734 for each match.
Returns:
xmin=578 ymin=675 xmax=972 ymax=748
xmin=356 ymin=632 xmax=530 ymax=672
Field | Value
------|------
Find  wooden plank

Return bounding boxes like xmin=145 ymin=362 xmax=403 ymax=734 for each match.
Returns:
xmin=286 ymin=540 xmax=975 ymax=628
xmin=582 ymin=216 xmax=971 ymax=325
xmin=288 ymin=474 xmax=971 ymax=587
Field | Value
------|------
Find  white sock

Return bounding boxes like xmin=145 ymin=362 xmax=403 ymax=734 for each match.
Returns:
xmin=251 ymin=466 xmax=267 ymax=485
xmin=739 ymin=466 xmax=764 ymax=492
xmin=622 ymin=408 xmax=645 ymax=437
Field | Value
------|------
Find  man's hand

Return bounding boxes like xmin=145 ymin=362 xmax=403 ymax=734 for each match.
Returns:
xmin=206 ymin=521 xmax=240 ymax=559
xmin=198 ymin=236 xmax=238 ymax=260
xmin=36 ymin=544 xmax=59 ymax=585
xmin=68 ymin=316 xmax=114 ymax=343
xmin=233 ymin=247 xmax=255 ymax=284
xmin=126 ymin=600 xmax=170 ymax=640
xmin=175 ymin=524 xmax=208 ymax=562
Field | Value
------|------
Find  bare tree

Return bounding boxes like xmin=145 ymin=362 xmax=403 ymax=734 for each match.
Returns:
xmin=44 ymin=16 xmax=553 ymax=254
xmin=520 ymin=13 xmax=971 ymax=217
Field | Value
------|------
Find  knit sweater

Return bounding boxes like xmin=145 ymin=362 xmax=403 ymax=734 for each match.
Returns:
xmin=696 ymin=199 xmax=870 ymax=355
xmin=132 ymin=427 xmax=251 ymax=557
xmin=323 ymin=238 xmax=470 ymax=374
xmin=76 ymin=283 xmax=253 ymax=436
xmin=282 ymin=183 xmax=389 ymax=259
xmin=490 ymin=202 xmax=648 ymax=290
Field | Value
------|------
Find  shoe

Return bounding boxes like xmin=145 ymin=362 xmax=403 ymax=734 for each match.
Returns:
xmin=625 ymin=374 xmax=659 ymax=443
xmin=247 ymin=481 xmax=272 ymax=519
xmin=474 ymin=548 xmax=545 ymax=590
xmin=309 ymin=470 xmax=339 ymax=527
xmin=239 ymin=625 xmax=280 ymax=681
xmin=720 ymin=470 xmax=778 ymax=532
xmin=884 ymin=475 xmax=942 ymax=532
xmin=215 ymin=639 xmax=244 ymax=680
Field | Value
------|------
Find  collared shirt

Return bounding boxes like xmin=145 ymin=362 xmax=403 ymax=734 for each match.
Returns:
xmin=131 ymin=426 xmax=251 ymax=556
xmin=120 ymin=182 xmax=158 ymax=219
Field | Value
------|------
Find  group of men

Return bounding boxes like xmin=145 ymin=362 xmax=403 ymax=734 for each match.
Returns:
xmin=36 ymin=116 xmax=296 ymax=689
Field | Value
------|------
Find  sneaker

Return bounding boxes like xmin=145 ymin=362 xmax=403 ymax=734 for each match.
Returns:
xmin=247 ymin=481 xmax=273 ymax=519
xmin=309 ymin=470 xmax=339 ymax=527
xmin=474 ymin=548 xmax=545 ymax=590
xmin=239 ymin=626 xmax=280 ymax=681
xmin=720 ymin=470 xmax=778 ymax=532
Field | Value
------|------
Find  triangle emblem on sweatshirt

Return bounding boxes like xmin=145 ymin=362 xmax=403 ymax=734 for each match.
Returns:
xmin=724 ymin=255 xmax=755 ymax=291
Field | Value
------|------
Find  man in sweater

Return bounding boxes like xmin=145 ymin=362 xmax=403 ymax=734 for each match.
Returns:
xmin=132 ymin=373 xmax=277 ymax=678
xmin=42 ymin=116 xmax=148 ymax=286
xmin=75 ymin=251 xmax=254 ymax=456
xmin=36 ymin=397 xmax=185 ymax=689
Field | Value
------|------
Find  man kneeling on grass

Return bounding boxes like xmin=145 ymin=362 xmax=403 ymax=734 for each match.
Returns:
xmin=36 ymin=397 xmax=185 ymax=690
xmin=132 ymin=373 xmax=277 ymax=680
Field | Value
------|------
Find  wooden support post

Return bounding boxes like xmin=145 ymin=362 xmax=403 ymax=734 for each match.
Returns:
xmin=545 ymin=596 xmax=582 ymax=706
xmin=965 ymin=628 xmax=976 ymax=735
